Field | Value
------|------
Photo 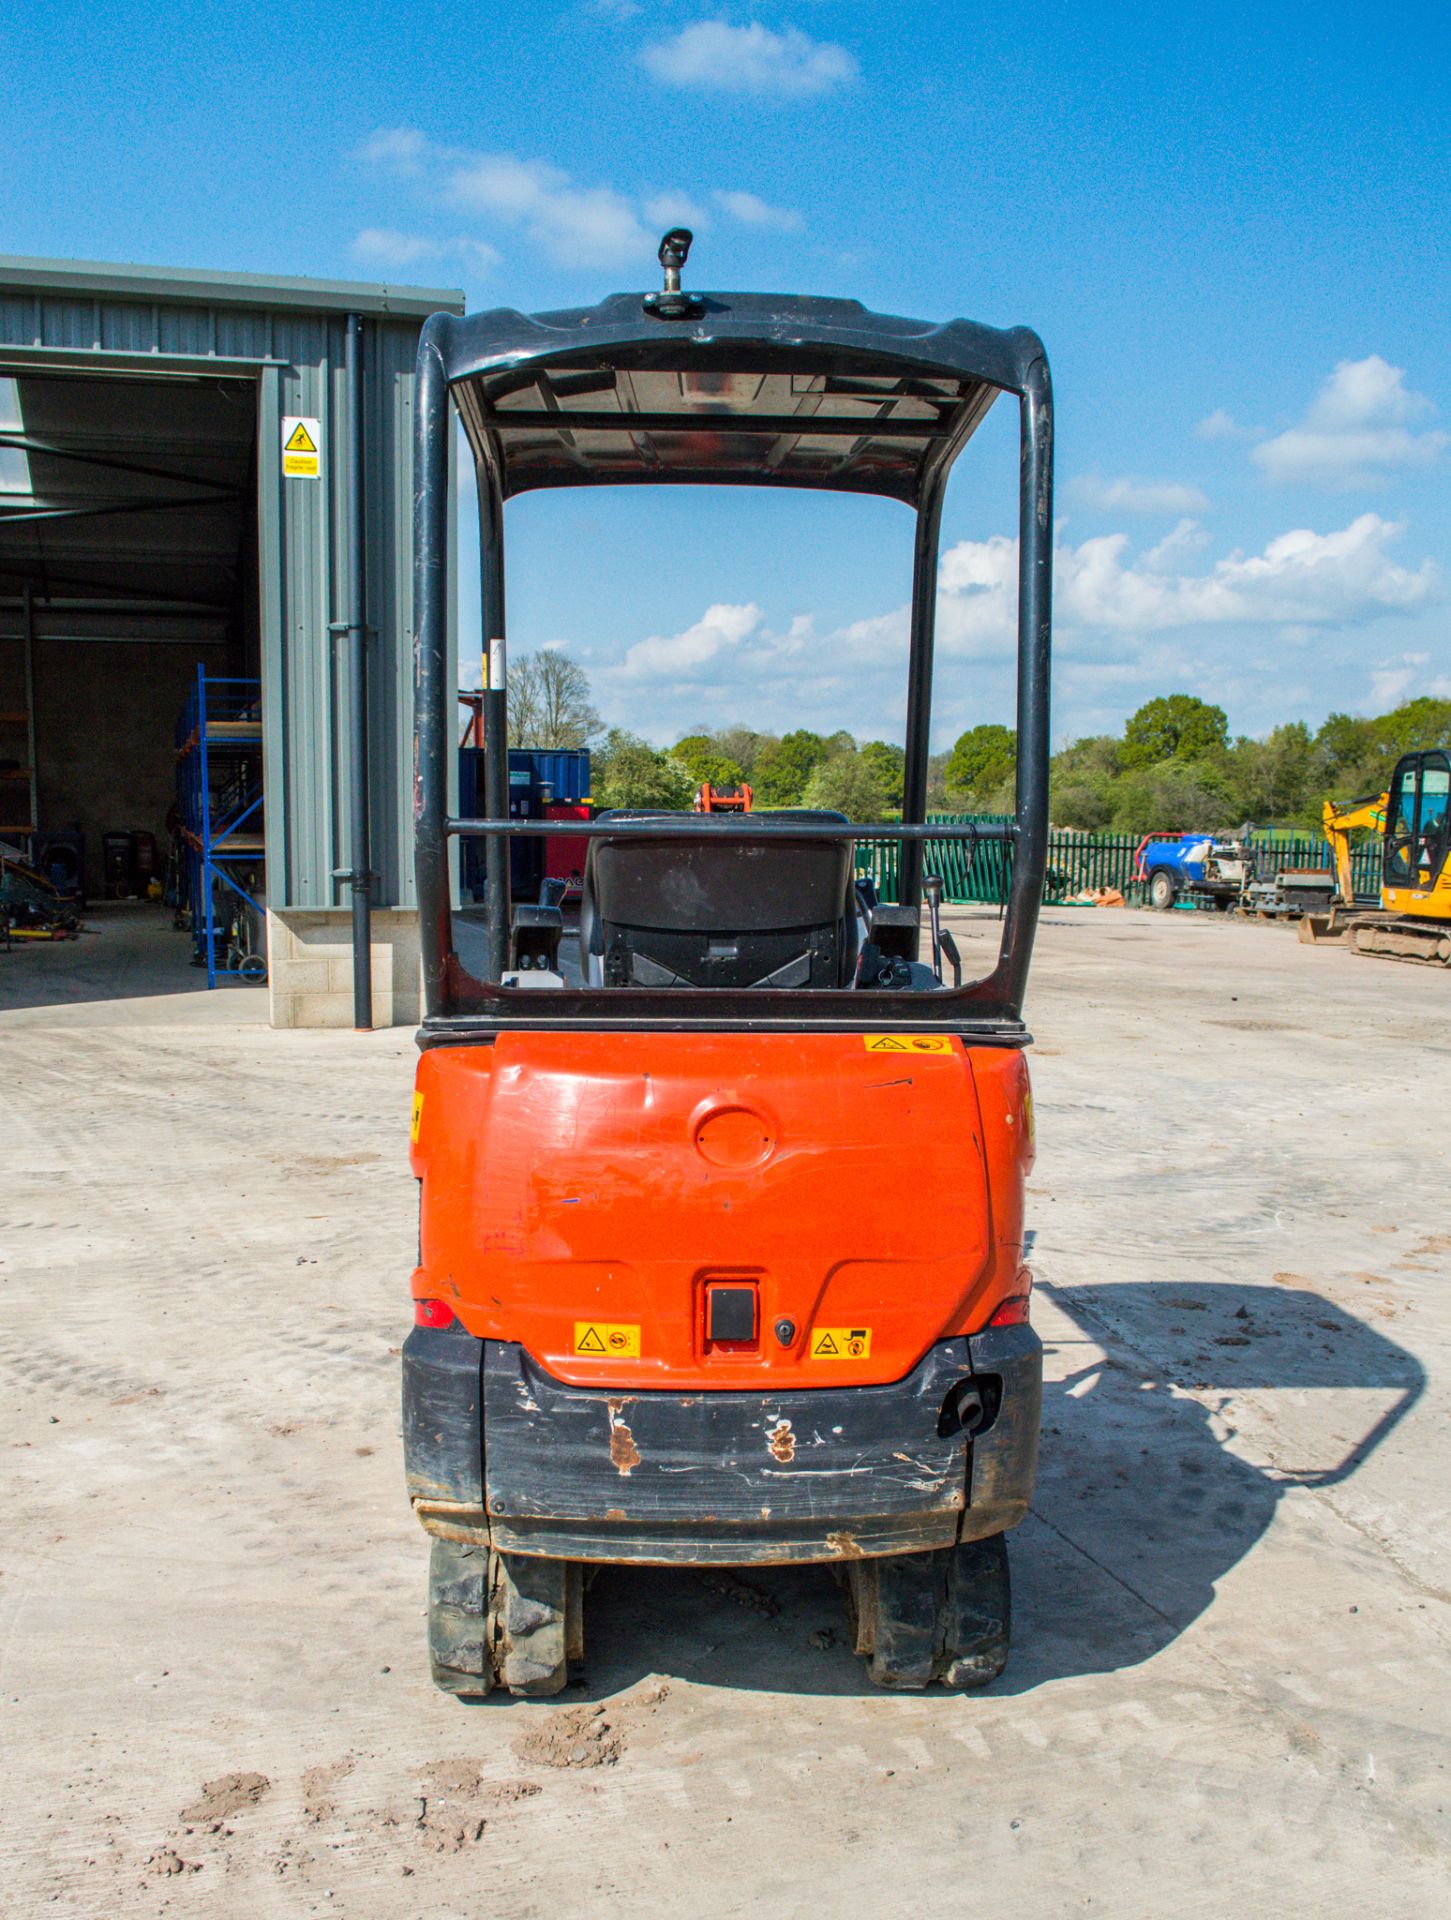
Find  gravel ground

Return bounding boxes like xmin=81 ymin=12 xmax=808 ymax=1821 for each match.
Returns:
xmin=1 ymin=901 xmax=1447 ymax=1917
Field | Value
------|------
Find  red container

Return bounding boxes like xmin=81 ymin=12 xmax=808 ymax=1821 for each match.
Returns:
xmin=543 ymin=803 xmax=589 ymax=897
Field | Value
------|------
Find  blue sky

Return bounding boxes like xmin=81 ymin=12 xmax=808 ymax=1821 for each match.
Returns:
xmin=4 ymin=1 xmax=1449 ymax=749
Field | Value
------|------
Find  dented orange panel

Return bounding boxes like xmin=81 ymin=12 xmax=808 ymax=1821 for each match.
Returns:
xmin=412 ymin=1032 xmax=1032 ymax=1390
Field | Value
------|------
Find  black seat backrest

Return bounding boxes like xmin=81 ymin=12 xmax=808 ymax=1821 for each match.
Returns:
xmin=580 ymin=810 xmax=859 ymax=989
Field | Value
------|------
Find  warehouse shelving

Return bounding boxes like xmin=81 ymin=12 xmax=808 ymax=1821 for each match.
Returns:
xmin=174 ymin=665 xmax=266 ymax=987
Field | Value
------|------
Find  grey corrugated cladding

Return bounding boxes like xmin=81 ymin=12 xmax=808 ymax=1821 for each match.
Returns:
xmin=0 ymin=255 xmax=465 ymax=911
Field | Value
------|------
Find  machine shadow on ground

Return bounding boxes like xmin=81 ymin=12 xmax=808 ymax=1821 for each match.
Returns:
xmin=547 ymin=1283 xmax=1423 ymax=1702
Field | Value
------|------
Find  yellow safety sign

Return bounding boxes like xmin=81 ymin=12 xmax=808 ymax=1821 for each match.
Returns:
xmin=573 ymin=1321 xmax=641 ymax=1358
xmin=410 ymin=1091 xmax=424 ymax=1143
xmin=282 ymin=415 xmax=322 ymax=479
xmin=863 ymin=1034 xmax=954 ymax=1054
xmin=810 ymin=1326 xmax=873 ymax=1359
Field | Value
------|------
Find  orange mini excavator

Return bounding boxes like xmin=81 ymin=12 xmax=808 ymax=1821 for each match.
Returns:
xmin=404 ymin=232 xmax=1053 ymax=1695
xmin=694 ymin=780 xmax=753 ymax=814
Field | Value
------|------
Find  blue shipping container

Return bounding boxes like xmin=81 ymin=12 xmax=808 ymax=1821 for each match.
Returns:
xmin=458 ymin=748 xmax=592 ymax=901
xmin=517 ymin=750 xmax=591 ymax=804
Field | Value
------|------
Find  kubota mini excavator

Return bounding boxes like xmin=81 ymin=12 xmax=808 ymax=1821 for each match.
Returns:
xmin=1300 ymin=749 xmax=1451 ymax=965
xmin=403 ymin=232 xmax=1052 ymax=1695
xmin=694 ymin=781 xmax=753 ymax=814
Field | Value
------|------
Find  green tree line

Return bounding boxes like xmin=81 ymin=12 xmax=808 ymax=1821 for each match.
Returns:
xmin=500 ymin=650 xmax=1451 ymax=832
xmin=1039 ymin=693 xmax=1451 ymax=833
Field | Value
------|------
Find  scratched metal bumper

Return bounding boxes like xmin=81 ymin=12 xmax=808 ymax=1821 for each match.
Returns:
xmin=962 ymin=1322 xmax=1042 ymax=1542
xmin=482 ymin=1331 xmax=1041 ymax=1566
xmin=402 ymin=1324 xmax=1041 ymax=1566
xmin=402 ymin=1323 xmax=487 ymax=1540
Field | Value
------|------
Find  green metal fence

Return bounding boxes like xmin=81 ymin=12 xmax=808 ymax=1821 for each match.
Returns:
xmin=854 ymin=819 xmax=1382 ymax=906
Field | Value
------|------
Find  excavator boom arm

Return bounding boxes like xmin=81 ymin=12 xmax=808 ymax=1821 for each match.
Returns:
xmin=1322 ymin=791 xmax=1387 ymax=905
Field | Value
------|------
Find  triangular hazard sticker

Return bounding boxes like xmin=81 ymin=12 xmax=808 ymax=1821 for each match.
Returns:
xmin=867 ymin=1036 xmax=908 ymax=1051
xmin=577 ymin=1326 xmax=607 ymax=1354
xmin=285 ymin=421 xmax=318 ymax=454
xmin=813 ymin=1332 xmax=839 ymax=1356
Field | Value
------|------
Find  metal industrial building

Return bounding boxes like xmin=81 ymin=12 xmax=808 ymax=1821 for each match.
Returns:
xmin=0 ymin=255 xmax=464 ymax=1025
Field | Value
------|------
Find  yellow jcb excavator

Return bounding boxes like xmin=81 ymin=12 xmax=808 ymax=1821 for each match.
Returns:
xmin=1300 ymin=748 xmax=1451 ymax=965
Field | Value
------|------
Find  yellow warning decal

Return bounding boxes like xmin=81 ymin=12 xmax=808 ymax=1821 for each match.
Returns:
xmin=573 ymin=1321 xmax=641 ymax=1359
xmin=410 ymin=1091 xmax=424 ymax=1143
xmin=285 ymin=420 xmax=317 ymax=453
xmin=863 ymin=1034 xmax=954 ymax=1054
xmin=810 ymin=1326 xmax=873 ymax=1359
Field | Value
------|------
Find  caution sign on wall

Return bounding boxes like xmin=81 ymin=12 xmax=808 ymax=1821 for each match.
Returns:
xmin=282 ymin=416 xmax=322 ymax=479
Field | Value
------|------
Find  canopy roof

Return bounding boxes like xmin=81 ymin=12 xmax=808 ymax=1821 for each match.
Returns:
xmin=437 ymin=292 xmax=1044 ymax=505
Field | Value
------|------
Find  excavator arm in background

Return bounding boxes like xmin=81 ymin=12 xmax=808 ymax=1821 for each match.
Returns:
xmin=1321 ymin=790 xmax=1387 ymax=906
xmin=1303 ymin=753 xmax=1451 ymax=964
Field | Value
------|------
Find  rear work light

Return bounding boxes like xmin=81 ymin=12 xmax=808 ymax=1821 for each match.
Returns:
xmin=987 ymin=1274 xmax=1033 ymax=1329
xmin=414 ymin=1298 xmax=456 ymax=1329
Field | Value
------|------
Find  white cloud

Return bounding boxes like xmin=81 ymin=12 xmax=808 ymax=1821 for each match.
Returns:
xmin=1305 ymin=356 xmax=1427 ymax=431
xmin=1195 ymin=407 xmax=1259 ymax=442
xmin=610 ymin=602 xmax=765 ymax=680
xmin=931 ymin=513 xmax=1439 ymax=660
xmin=597 ymin=517 xmax=1440 ymax=722
xmin=711 ymin=188 xmax=804 ymax=232
xmin=644 ymin=191 xmax=709 ymax=231
xmin=353 ymin=226 xmax=435 ymax=266
xmin=935 ymin=535 xmax=1018 ymax=657
xmin=356 ymin=130 xmax=651 ymax=268
xmin=444 ymin=154 xmax=651 ymax=268
xmin=640 ymin=22 xmax=857 ymax=97
xmin=1071 ymin=473 xmax=1211 ymax=515
xmin=350 ymin=227 xmax=499 ymax=273
xmin=1058 ymin=512 xmax=1437 ymax=632
xmin=1252 ymin=355 xmax=1448 ymax=488
xmin=1369 ymin=651 xmax=1430 ymax=708
xmin=356 ymin=127 xmax=806 ymax=271
xmin=1142 ymin=518 xmax=1212 ymax=572
xmin=355 ymin=127 xmax=427 ymax=176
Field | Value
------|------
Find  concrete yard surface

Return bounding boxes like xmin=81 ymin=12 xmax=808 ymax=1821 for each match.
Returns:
xmin=1 ymin=903 xmax=1448 ymax=1916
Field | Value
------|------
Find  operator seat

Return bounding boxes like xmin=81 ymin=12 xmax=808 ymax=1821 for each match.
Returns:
xmin=579 ymin=810 xmax=860 ymax=989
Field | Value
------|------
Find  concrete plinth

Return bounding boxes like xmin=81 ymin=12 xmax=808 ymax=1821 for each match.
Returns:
xmin=266 ymin=907 xmax=421 ymax=1028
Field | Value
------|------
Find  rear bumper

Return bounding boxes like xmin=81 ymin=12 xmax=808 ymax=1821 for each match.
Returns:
xmin=402 ymin=1324 xmax=1041 ymax=1566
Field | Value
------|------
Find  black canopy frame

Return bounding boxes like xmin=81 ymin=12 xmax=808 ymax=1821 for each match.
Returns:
xmin=414 ymin=288 xmax=1052 ymax=1039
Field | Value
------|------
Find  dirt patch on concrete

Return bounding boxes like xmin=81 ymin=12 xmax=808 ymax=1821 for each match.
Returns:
xmin=515 ymin=1681 xmax=671 ymax=1771
xmin=414 ymin=1760 xmax=491 ymax=1851
xmin=302 ymin=1756 xmax=356 ymax=1824
xmin=180 ymin=1771 xmax=270 ymax=1823
xmin=143 ymin=1846 xmax=201 ymax=1880
xmin=515 ymin=1702 xmax=625 ymax=1770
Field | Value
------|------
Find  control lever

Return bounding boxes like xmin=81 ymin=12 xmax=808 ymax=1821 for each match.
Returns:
xmin=939 ymin=928 xmax=962 ymax=988
xmin=924 ymin=873 xmax=945 ymax=982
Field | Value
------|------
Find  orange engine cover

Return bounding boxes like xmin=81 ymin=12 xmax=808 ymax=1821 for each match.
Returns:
xmin=410 ymin=1032 xmax=1033 ymax=1390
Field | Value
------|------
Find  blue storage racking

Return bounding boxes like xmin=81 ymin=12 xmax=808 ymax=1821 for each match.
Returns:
xmin=174 ymin=666 xmax=266 ymax=987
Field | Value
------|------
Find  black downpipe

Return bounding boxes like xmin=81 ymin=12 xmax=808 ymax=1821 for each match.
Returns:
xmin=344 ymin=314 xmax=373 ymax=1029
xmin=898 ymin=474 xmax=946 ymax=921
xmin=413 ymin=316 xmax=454 ymax=1018
xmin=477 ymin=467 xmax=510 ymax=982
